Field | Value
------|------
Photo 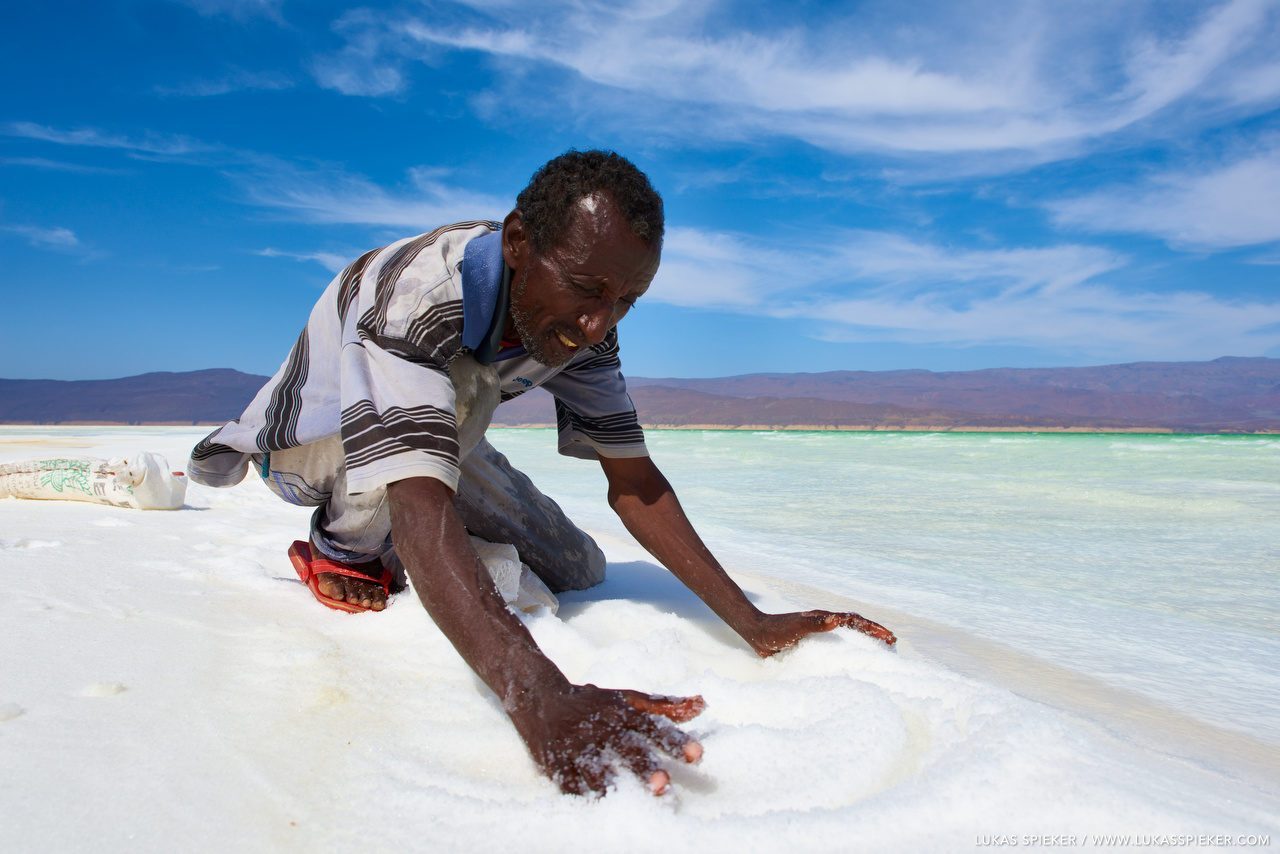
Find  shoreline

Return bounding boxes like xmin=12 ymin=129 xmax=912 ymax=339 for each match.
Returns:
xmin=3 ymin=422 xmax=1277 ymax=436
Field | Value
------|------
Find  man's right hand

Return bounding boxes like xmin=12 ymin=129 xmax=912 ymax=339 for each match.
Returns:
xmin=390 ymin=478 xmax=704 ymax=796
xmin=508 ymin=684 xmax=706 ymax=796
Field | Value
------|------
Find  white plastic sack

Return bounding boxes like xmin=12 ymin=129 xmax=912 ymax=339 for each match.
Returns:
xmin=382 ymin=536 xmax=560 ymax=615
xmin=0 ymin=452 xmax=188 ymax=510
xmin=469 ymin=536 xmax=559 ymax=615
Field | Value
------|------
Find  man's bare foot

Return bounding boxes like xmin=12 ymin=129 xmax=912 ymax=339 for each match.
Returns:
xmin=311 ymin=541 xmax=389 ymax=611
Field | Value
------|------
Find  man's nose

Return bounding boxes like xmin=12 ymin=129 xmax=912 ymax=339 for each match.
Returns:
xmin=577 ymin=304 xmax=617 ymax=346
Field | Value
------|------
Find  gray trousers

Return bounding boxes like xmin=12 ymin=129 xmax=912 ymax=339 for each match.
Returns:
xmin=254 ymin=435 xmax=605 ymax=593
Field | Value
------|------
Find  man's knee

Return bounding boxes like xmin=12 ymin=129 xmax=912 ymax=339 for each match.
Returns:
xmin=454 ymin=441 xmax=605 ymax=592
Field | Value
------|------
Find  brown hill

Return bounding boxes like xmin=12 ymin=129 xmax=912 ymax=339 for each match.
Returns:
xmin=617 ymin=356 xmax=1280 ymax=431
xmin=0 ymin=369 xmax=268 ymax=424
xmin=489 ymin=386 xmax=1231 ymax=431
xmin=3 ymin=357 xmax=1278 ymax=431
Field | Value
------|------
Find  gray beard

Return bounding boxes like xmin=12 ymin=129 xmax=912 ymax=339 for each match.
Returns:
xmin=509 ymin=265 xmax=572 ymax=367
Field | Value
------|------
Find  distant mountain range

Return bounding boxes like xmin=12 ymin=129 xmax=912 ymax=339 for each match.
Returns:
xmin=2 ymin=357 xmax=1278 ymax=432
xmin=0 ymin=369 xmax=267 ymax=425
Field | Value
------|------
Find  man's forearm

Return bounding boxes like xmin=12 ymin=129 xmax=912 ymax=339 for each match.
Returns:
xmin=603 ymin=456 xmax=897 ymax=655
xmin=604 ymin=459 xmax=764 ymax=637
xmin=388 ymin=477 xmax=570 ymax=711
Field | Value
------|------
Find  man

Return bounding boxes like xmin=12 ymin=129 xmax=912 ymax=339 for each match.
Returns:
xmin=189 ymin=150 xmax=895 ymax=797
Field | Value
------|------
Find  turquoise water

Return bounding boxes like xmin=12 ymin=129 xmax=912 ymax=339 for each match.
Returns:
xmin=489 ymin=429 xmax=1280 ymax=745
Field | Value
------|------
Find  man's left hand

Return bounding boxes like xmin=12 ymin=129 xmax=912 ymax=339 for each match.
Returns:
xmin=746 ymin=610 xmax=897 ymax=657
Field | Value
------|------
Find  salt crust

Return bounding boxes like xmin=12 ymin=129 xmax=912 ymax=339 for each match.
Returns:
xmin=1 ymin=428 xmax=1276 ymax=853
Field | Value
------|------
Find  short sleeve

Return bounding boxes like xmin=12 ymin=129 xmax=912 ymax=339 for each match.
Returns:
xmin=541 ymin=328 xmax=648 ymax=461
xmin=338 ymin=333 xmax=462 ymax=494
xmin=338 ymin=234 xmax=469 ymax=494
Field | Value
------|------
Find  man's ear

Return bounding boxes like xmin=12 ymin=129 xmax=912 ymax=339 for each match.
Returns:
xmin=502 ymin=209 xmax=527 ymax=269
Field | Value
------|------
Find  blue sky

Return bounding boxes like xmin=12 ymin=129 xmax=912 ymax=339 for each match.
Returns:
xmin=3 ymin=0 xmax=1279 ymax=380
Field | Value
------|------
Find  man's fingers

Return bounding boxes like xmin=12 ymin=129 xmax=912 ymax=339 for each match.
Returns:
xmin=619 ymin=689 xmax=706 ymax=722
xmin=832 ymin=612 xmax=898 ymax=647
xmin=614 ymin=733 xmax=669 ymax=795
xmin=555 ymin=768 xmax=586 ymax=797
xmin=622 ymin=706 xmax=703 ymax=765
xmin=573 ymin=750 xmax=611 ymax=796
xmin=817 ymin=612 xmax=844 ymax=632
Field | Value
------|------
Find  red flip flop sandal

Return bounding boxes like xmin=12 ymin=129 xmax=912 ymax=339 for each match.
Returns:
xmin=287 ymin=540 xmax=393 ymax=614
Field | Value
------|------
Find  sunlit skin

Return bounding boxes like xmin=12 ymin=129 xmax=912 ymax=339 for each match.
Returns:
xmin=317 ymin=193 xmax=896 ymax=796
xmin=503 ymin=192 xmax=659 ymax=365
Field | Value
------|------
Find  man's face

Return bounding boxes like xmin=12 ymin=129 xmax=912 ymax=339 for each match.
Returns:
xmin=504 ymin=193 xmax=661 ymax=367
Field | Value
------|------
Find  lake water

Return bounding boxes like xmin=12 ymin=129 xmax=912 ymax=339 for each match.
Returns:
xmin=489 ymin=429 xmax=1280 ymax=748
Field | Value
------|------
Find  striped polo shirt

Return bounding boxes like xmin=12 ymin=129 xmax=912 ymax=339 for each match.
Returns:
xmin=188 ymin=220 xmax=648 ymax=495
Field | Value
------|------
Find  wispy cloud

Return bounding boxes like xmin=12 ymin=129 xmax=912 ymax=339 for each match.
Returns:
xmin=255 ymin=247 xmax=351 ymax=273
xmin=154 ymin=68 xmax=293 ymax=97
xmin=2 ymin=121 xmax=215 ymax=158
xmin=654 ymin=228 xmax=1125 ymax=307
xmin=1 ymin=223 xmax=84 ymax=253
xmin=360 ymin=0 xmax=1280 ymax=165
xmin=1246 ymin=249 xmax=1280 ymax=266
xmin=1048 ymin=143 xmax=1280 ymax=250
xmin=309 ymin=10 xmax=410 ymax=96
xmin=0 ymin=157 xmax=125 ymax=174
xmin=168 ymin=0 xmax=284 ymax=24
xmin=801 ymin=285 xmax=1280 ymax=362
xmin=652 ymin=227 xmax=1280 ymax=361
xmin=237 ymin=161 xmax=507 ymax=227
xmin=2 ymin=121 xmax=503 ymax=229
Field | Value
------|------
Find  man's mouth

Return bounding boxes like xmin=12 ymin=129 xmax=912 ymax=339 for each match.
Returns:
xmin=556 ymin=331 xmax=579 ymax=351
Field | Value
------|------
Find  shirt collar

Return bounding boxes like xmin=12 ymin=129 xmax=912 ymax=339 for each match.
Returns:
xmin=459 ymin=228 xmax=520 ymax=365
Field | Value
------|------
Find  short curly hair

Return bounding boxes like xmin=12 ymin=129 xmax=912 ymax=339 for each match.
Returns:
xmin=516 ymin=150 xmax=664 ymax=253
